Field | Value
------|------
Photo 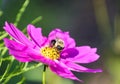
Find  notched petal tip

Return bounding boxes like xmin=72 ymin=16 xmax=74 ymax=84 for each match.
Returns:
xmin=4 ymin=21 xmax=8 ymax=26
xmin=4 ymin=21 xmax=14 ymax=29
xmin=4 ymin=21 xmax=9 ymax=30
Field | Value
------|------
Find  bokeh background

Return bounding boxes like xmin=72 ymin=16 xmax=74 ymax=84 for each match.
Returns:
xmin=0 ymin=0 xmax=120 ymax=84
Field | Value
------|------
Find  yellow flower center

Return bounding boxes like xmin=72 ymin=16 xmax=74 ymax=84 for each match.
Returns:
xmin=40 ymin=47 xmax=60 ymax=60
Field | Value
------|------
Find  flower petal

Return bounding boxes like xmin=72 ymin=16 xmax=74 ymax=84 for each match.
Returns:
xmin=49 ymin=61 xmax=83 ymax=82
xmin=48 ymin=29 xmax=76 ymax=49
xmin=67 ymin=46 xmax=100 ymax=63
xmin=61 ymin=48 xmax=79 ymax=59
xmin=63 ymin=61 xmax=102 ymax=73
xmin=4 ymin=38 xmax=32 ymax=62
xmin=28 ymin=51 xmax=55 ymax=66
xmin=4 ymin=38 xmax=54 ymax=65
xmin=27 ymin=24 xmax=47 ymax=47
xmin=4 ymin=22 xmax=33 ymax=47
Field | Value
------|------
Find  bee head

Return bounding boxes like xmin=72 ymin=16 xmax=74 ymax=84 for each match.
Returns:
xmin=50 ymin=39 xmax=56 ymax=47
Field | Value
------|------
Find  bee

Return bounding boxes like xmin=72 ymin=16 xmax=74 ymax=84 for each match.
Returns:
xmin=50 ymin=38 xmax=64 ymax=51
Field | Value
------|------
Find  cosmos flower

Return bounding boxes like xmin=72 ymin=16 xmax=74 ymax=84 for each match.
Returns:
xmin=3 ymin=22 xmax=102 ymax=82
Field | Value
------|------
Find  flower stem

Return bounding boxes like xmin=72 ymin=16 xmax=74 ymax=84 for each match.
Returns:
xmin=42 ymin=65 xmax=47 ymax=84
xmin=14 ymin=0 xmax=30 ymax=26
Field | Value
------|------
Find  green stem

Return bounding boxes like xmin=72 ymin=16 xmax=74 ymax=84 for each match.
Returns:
xmin=31 ymin=16 xmax=42 ymax=24
xmin=42 ymin=65 xmax=47 ymax=84
xmin=0 ymin=10 xmax=3 ymax=17
xmin=0 ymin=57 xmax=14 ymax=82
xmin=14 ymin=0 xmax=30 ymax=26
xmin=17 ymin=77 xmax=25 ymax=84
xmin=0 ymin=0 xmax=30 ymax=40
xmin=2 ymin=63 xmax=42 ymax=83
xmin=0 ymin=33 xmax=8 ymax=40
xmin=22 ymin=16 xmax=42 ymax=33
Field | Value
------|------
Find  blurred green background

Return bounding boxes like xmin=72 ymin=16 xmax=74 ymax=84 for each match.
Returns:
xmin=0 ymin=0 xmax=120 ymax=84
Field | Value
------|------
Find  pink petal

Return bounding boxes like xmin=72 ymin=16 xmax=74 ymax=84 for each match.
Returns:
xmin=4 ymin=38 xmax=54 ymax=65
xmin=28 ymin=51 xmax=55 ymax=66
xmin=67 ymin=46 xmax=100 ymax=63
xmin=48 ymin=29 xmax=76 ymax=49
xmin=4 ymin=38 xmax=32 ymax=62
xmin=4 ymin=22 xmax=33 ymax=47
xmin=49 ymin=62 xmax=83 ymax=82
xmin=60 ymin=48 xmax=79 ymax=59
xmin=63 ymin=61 xmax=102 ymax=73
xmin=27 ymin=24 xmax=47 ymax=47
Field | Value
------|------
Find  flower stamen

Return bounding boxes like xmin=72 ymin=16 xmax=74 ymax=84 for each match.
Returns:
xmin=40 ymin=47 xmax=60 ymax=60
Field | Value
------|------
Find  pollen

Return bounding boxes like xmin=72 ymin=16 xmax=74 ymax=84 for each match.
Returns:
xmin=40 ymin=47 xmax=60 ymax=60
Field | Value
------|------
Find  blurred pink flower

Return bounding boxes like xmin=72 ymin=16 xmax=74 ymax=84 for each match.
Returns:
xmin=3 ymin=22 xmax=102 ymax=82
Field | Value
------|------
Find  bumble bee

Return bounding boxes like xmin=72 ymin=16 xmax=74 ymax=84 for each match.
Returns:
xmin=50 ymin=38 xmax=64 ymax=51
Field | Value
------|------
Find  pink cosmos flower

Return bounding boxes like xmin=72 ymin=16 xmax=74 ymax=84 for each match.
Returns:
xmin=3 ymin=22 xmax=102 ymax=82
